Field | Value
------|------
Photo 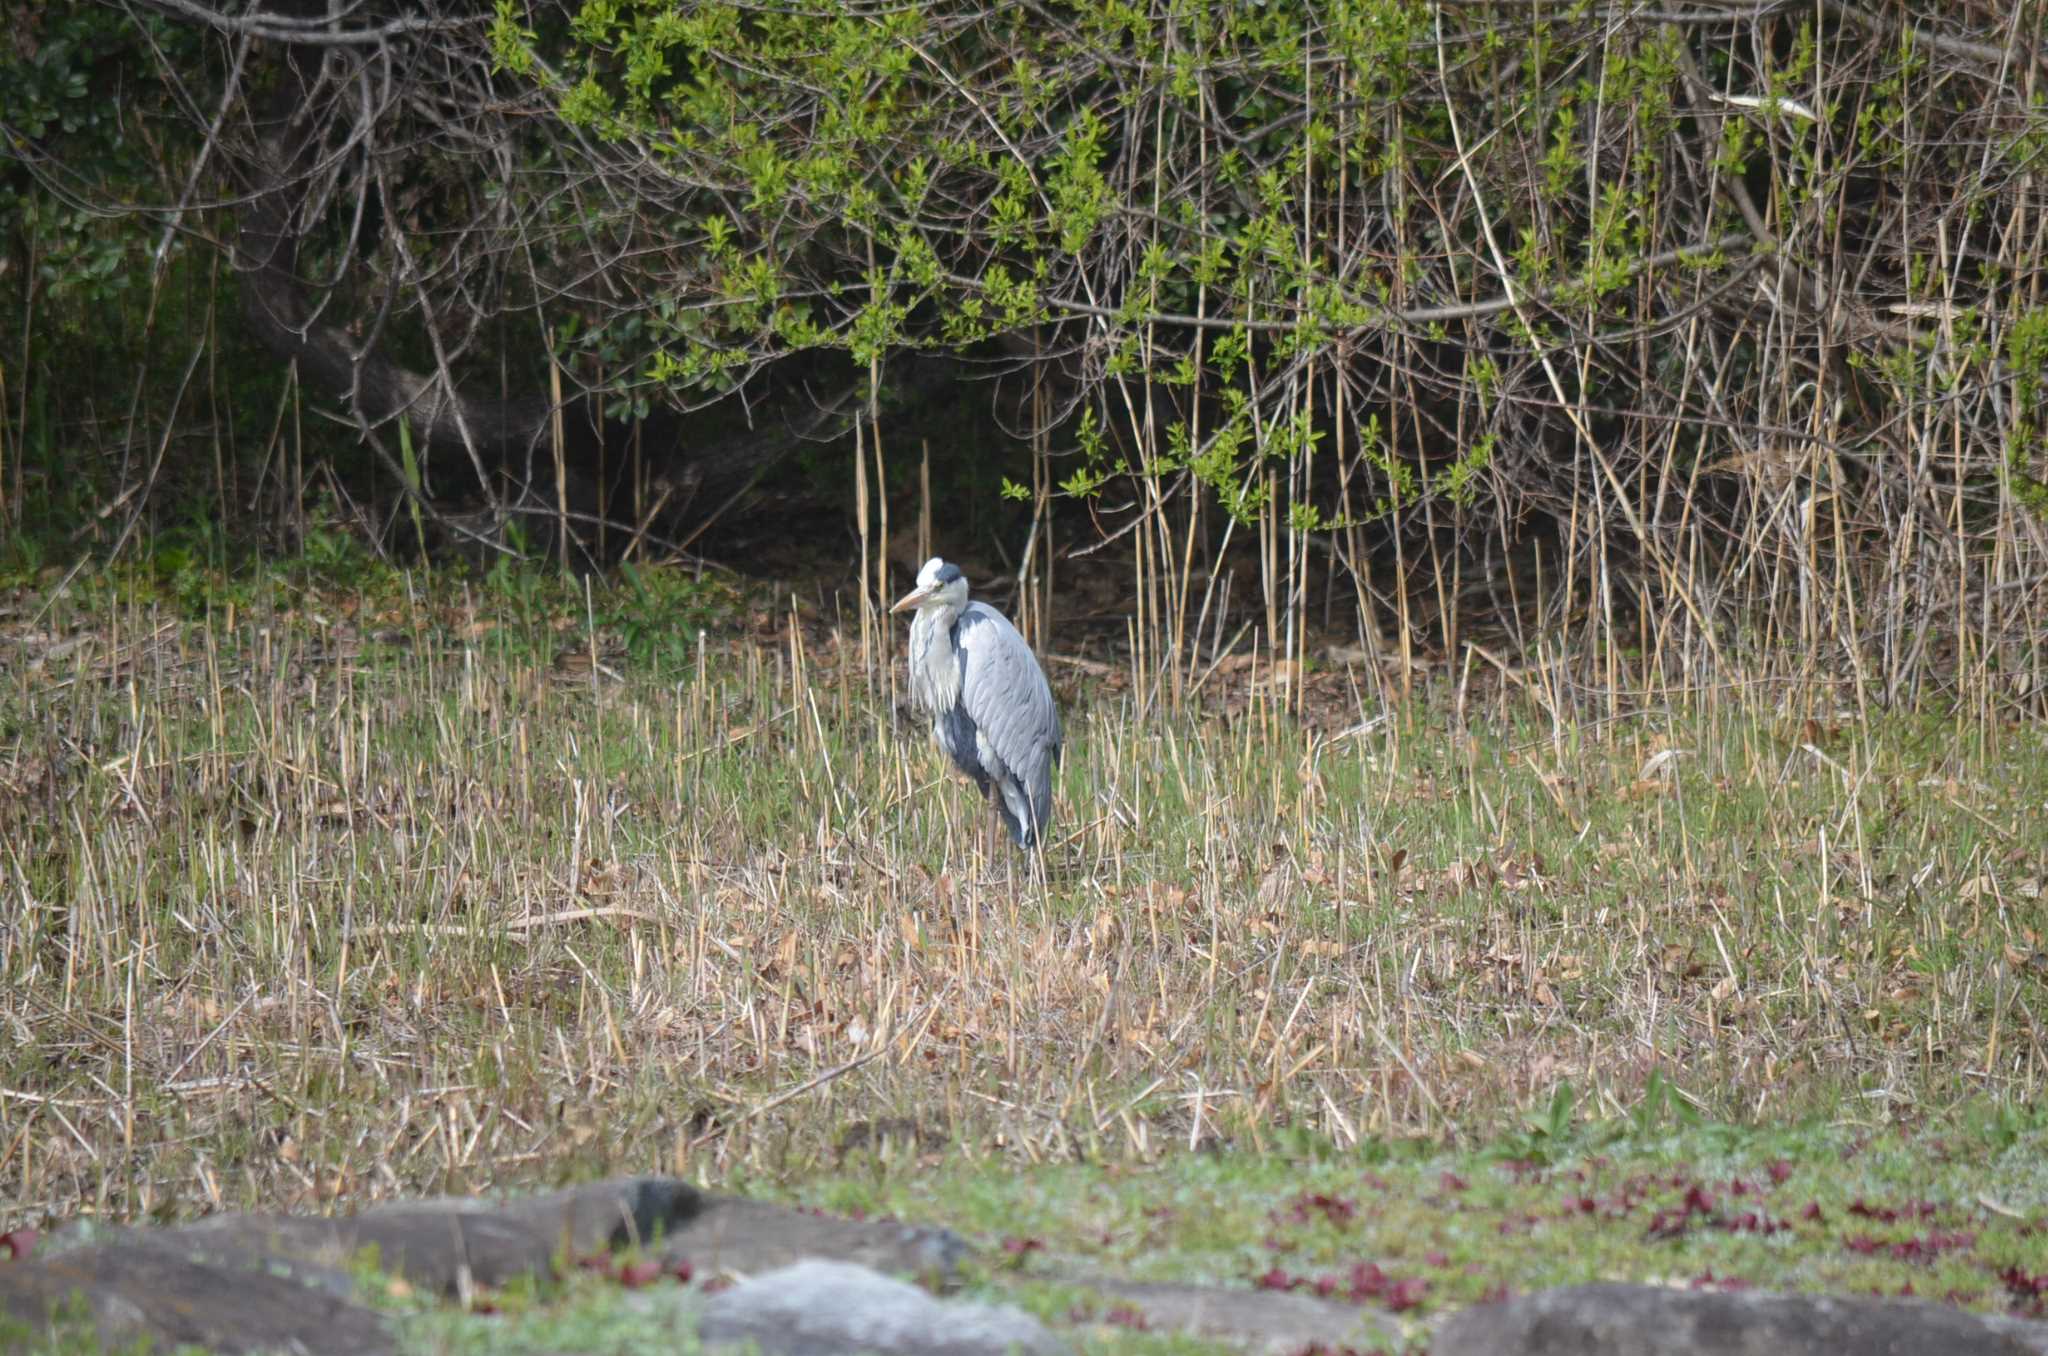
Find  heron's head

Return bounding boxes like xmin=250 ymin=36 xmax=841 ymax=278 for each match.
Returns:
xmin=890 ymin=557 xmax=968 ymax=615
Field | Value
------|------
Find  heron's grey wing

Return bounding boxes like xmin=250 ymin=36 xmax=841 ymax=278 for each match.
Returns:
xmin=955 ymin=604 xmax=1060 ymax=829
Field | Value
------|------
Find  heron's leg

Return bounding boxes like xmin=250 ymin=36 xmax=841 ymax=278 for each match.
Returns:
xmin=985 ymin=793 xmax=1004 ymax=885
xmin=967 ymin=787 xmax=989 ymax=882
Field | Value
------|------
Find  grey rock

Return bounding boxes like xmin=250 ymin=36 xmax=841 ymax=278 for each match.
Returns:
xmin=661 ymin=1198 xmax=971 ymax=1283
xmin=1 ymin=1179 xmax=979 ymax=1356
xmin=1433 ymin=1283 xmax=2048 ymax=1356
xmin=1074 ymin=1278 xmax=1399 ymax=1355
xmin=0 ymin=1176 xmax=683 ymax=1354
xmin=701 ymin=1259 xmax=1069 ymax=1356
xmin=0 ymin=1238 xmax=395 ymax=1356
xmin=156 ymin=1175 xmax=702 ymax=1297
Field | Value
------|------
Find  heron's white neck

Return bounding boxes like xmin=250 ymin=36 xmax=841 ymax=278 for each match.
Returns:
xmin=907 ymin=602 xmax=963 ymax=715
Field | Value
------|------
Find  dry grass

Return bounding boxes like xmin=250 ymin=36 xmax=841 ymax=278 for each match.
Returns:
xmin=1 ymin=559 xmax=2044 ymax=1233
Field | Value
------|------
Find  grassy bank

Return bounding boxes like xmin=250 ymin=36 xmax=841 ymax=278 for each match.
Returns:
xmin=1 ymin=556 xmax=2043 ymax=1246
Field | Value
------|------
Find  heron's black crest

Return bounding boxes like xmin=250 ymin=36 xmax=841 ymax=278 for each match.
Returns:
xmin=934 ymin=562 xmax=964 ymax=585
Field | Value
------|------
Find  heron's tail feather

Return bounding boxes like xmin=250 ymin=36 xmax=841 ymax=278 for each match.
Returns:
xmin=1030 ymin=773 xmax=1053 ymax=847
xmin=992 ymin=776 xmax=1038 ymax=848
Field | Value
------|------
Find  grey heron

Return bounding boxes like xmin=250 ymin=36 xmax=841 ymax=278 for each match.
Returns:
xmin=891 ymin=557 xmax=1062 ymax=849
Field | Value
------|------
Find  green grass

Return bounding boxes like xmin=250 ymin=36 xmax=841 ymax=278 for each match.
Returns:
xmin=399 ymin=1276 xmax=708 ymax=1356
xmin=2 ymin=551 xmax=2047 ymax=1349
xmin=10 ymin=1106 xmax=2048 ymax=1356
xmin=811 ymin=1114 xmax=2048 ymax=1301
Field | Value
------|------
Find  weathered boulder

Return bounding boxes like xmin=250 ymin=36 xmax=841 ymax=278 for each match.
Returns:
xmin=1432 ymin=1283 xmax=2048 ymax=1356
xmin=0 ymin=1238 xmax=394 ymax=1356
xmin=163 ymin=1175 xmax=701 ymax=1296
xmin=0 ymin=1178 xmax=974 ymax=1355
xmin=699 ymin=1259 xmax=1069 ymax=1356
xmin=660 ymin=1197 xmax=970 ymax=1282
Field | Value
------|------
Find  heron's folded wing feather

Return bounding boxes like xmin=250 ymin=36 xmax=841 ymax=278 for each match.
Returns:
xmin=955 ymin=605 xmax=1058 ymax=789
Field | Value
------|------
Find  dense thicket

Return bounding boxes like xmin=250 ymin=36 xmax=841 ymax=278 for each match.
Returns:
xmin=6 ymin=1 xmax=2048 ymax=701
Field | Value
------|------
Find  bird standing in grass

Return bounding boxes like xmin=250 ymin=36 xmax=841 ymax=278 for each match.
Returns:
xmin=892 ymin=557 xmax=1062 ymax=850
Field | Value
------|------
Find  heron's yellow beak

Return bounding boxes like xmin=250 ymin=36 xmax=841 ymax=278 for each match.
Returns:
xmin=890 ymin=585 xmax=931 ymax=615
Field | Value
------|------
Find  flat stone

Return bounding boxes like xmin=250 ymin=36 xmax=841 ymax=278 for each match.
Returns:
xmin=1 ymin=1178 xmax=697 ymax=1354
xmin=1 ymin=1179 xmax=979 ymax=1355
xmin=0 ymin=1238 xmax=394 ymax=1356
xmin=660 ymin=1197 xmax=972 ymax=1282
xmin=1432 ymin=1283 xmax=2048 ymax=1356
xmin=175 ymin=1175 xmax=700 ymax=1296
xmin=1072 ymin=1278 xmax=1400 ymax=1355
xmin=700 ymin=1259 xmax=1069 ymax=1356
